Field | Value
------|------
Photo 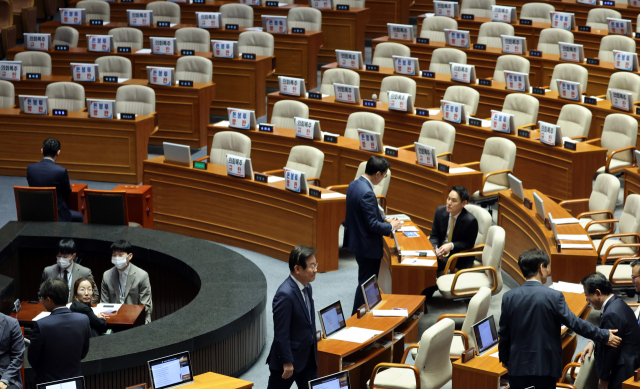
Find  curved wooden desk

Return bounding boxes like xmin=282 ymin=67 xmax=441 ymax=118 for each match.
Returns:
xmin=12 ymin=301 xmax=145 ymax=329
xmin=498 ymin=189 xmax=598 ymax=284
xmin=624 ymin=167 xmax=640 ymax=200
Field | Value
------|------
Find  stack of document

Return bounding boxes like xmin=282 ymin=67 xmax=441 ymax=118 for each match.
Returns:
xmin=372 ymin=309 xmax=408 ymax=318
xmin=552 ymin=218 xmax=579 ymax=225
xmin=387 ymin=214 xmax=411 ymax=221
xmin=551 ymin=281 xmax=584 ymax=294
xmin=330 ymin=327 xmax=383 ymax=343
xmin=321 ymin=192 xmax=346 ymax=199
xmin=561 ymin=243 xmax=593 ymax=249
xmin=400 ymin=250 xmax=436 ymax=257
xmin=401 ymin=258 xmax=437 ymax=266
xmin=557 ymin=234 xmax=590 ymax=241
xmin=93 ymin=303 xmax=122 ymax=315
xmin=489 ymin=351 xmax=499 ymax=358
xmin=398 ymin=226 xmax=419 ymax=232
xmin=33 ymin=312 xmax=51 ymax=321
xmin=449 ymin=167 xmax=476 ymax=174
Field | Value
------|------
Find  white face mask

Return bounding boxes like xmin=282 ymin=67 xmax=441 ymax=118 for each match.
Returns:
xmin=57 ymin=256 xmax=72 ymax=269
xmin=111 ymin=256 xmax=128 ymax=270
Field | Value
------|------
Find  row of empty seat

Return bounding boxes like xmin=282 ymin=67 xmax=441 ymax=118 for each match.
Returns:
xmin=457 ymin=0 xmax=633 ymax=20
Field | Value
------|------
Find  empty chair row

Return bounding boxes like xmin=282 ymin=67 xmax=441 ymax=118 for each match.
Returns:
xmin=458 ymin=0 xmax=630 ymax=20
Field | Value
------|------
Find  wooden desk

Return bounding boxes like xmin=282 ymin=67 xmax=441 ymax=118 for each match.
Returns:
xmin=67 ymin=183 xmax=88 ymax=217
xmin=623 ymin=377 xmax=640 ymax=389
xmin=498 ymin=189 xmax=598 ymax=284
xmin=12 ymin=301 xmax=145 ymax=329
xmin=207 ymin=124 xmax=482 ymax=234
xmin=7 ymin=46 xmax=273 ymax=117
xmin=188 ymin=372 xmax=253 ymax=389
xmin=0 ymin=108 xmax=154 ymax=184
xmin=452 ymin=290 xmax=589 ymax=389
xmin=143 ymin=156 xmax=346 ymax=272
xmin=318 ymin=294 xmax=425 ymax=389
xmin=112 ymin=184 xmax=154 ymax=228
xmin=9 ymin=76 xmax=215 ymax=148
xmin=624 ymin=167 xmax=640 ymax=200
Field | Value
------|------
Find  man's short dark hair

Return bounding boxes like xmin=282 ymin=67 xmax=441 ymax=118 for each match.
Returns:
xmin=42 ymin=138 xmax=61 ymax=158
xmin=364 ymin=156 xmax=391 ymax=176
xmin=450 ymin=186 xmax=470 ymax=203
xmin=518 ymin=249 xmax=550 ymax=278
xmin=110 ymin=240 xmax=132 ymax=254
xmin=631 ymin=259 xmax=640 ymax=270
xmin=58 ymin=239 xmax=76 ymax=256
xmin=581 ymin=272 xmax=613 ymax=295
xmin=288 ymin=245 xmax=317 ymax=273
xmin=39 ymin=278 xmax=69 ymax=306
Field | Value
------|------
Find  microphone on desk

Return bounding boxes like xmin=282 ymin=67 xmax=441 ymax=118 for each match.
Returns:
xmin=372 ymin=93 xmax=377 ymax=102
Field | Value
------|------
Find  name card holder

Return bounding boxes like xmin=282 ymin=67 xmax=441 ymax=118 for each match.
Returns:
xmin=563 ymin=140 xmax=577 ymax=150
xmin=520 ymin=19 xmax=532 ymax=25
xmin=478 ymin=79 xmax=492 ymax=86
xmin=193 ymin=160 xmax=208 ymax=170
xmin=363 ymin=99 xmax=376 ymax=107
xmin=292 ymin=28 xmax=305 ymax=34
xmin=104 ymin=76 xmax=118 ymax=83
xmin=309 ymin=188 xmax=322 ymax=198
xmin=461 ymin=14 xmax=474 ymax=19
xmin=323 ymin=133 xmax=338 ymax=143
xmin=584 ymin=97 xmax=597 ymax=105
xmin=384 ymin=147 xmax=398 ymax=157
xmin=634 ymin=367 xmax=640 ymax=382
xmin=636 ymin=106 xmax=640 ymax=115
xmin=416 ymin=108 xmax=429 ymax=117
xmin=532 ymin=87 xmax=545 ymax=95
xmin=469 ymin=118 xmax=482 ymax=127
xmin=52 ymin=109 xmax=68 ymax=116
xmin=636 ymin=32 xmax=640 ymax=39
xmin=90 ymin=20 xmax=103 ymax=25
xmin=193 ymin=0 xmax=205 ymax=4
xmin=523 ymin=198 xmax=533 ymax=210
xmin=337 ymin=4 xmax=349 ymax=9
xmin=179 ymin=80 xmax=193 ymax=87
xmin=266 ymin=1 xmax=278 ymax=5
xmin=603 ymin=0 xmax=615 ymax=5
xmin=421 ymin=71 xmax=435 ymax=78
xmin=157 ymin=21 xmax=170 ymax=27
xmin=473 ymin=44 xmax=486 ymax=50
xmin=122 ymin=0 xmax=132 ymax=2
xmin=225 ymin=24 xmax=239 ymax=30
xmin=181 ymin=49 xmax=195 ymax=56
xmin=259 ymin=124 xmax=274 ymax=132
xmin=579 ymin=26 xmax=592 ymax=32
xmin=586 ymin=58 xmax=600 ymax=65
xmin=529 ymin=50 xmax=542 ymax=57
xmin=461 ymin=348 xmax=475 ymax=363
xmin=26 ymin=73 xmax=41 ymax=79
xmin=254 ymin=173 xmax=268 ymax=183
xmin=308 ymin=92 xmax=322 ymax=100
xmin=416 ymin=37 xmax=429 ymax=44
xmin=55 ymin=45 xmax=69 ymax=51
xmin=517 ymin=129 xmax=531 ymax=138
xmin=437 ymin=164 xmax=450 ymax=173
xmin=242 ymin=53 xmax=256 ymax=60
xmin=118 ymin=47 xmax=131 ymax=53
xmin=121 ymin=113 xmax=136 ymax=120
xmin=365 ymin=64 xmax=379 ymax=71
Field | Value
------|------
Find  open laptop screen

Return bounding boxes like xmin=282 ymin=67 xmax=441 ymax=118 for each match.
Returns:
xmin=37 ymin=376 xmax=85 ymax=389
xmin=361 ymin=274 xmax=382 ymax=311
xmin=309 ymin=371 xmax=350 ymax=389
xmin=318 ymin=301 xmax=346 ymax=338
xmin=472 ymin=315 xmax=499 ymax=356
xmin=148 ymin=351 xmax=194 ymax=389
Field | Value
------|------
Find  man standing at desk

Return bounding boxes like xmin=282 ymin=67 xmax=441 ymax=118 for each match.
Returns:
xmin=267 ymin=245 xmax=318 ymax=389
xmin=344 ymin=156 xmax=402 ymax=315
xmin=499 ymin=249 xmax=621 ymax=389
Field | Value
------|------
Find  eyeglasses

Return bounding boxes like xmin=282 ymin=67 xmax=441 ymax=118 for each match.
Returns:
xmin=78 ymin=287 xmax=93 ymax=293
xmin=632 ymin=274 xmax=640 ymax=281
xmin=308 ymin=263 xmax=319 ymax=270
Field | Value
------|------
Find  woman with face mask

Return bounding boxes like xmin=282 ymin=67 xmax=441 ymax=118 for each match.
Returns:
xmin=69 ymin=277 xmax=107 ymax=337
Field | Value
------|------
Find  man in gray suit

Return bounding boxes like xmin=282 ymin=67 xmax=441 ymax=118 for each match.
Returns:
xmin=0 ymin=302 xmax=25 ymax=389
xmin=100 ymin=240 xmax=152 ymax=323
xmin=41 ymin=239 xmax=98 ymax=303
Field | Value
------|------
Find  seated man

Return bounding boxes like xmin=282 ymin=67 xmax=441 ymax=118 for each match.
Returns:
xmin=0 ymin=299 xmax=25 ymax=389
xmin=41 ymin=239 xmax=98 ymax=303
xmin=100 ymin=240 xmax=153 ymax=323
xmin=26 ymin=138 xmax=83 ymax=222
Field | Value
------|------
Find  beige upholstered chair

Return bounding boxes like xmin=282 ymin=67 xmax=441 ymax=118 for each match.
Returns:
xmin=334 ymin=0 xmax=365 ymax=7
xmin=556 ymin=104 xmax=593 ymax=140
xmin=52 ymin=26 xmax=78 ymax=47
xmin=14 ymin=51 xmax=51 ymax=75
xmin=420 ymin=16 xmax=457 ymax=42
xmin=442 ymin=85 xmax=480 ymax=115
xmin=175 ymin=56 xmax=213 ymax=83
xmin=321 ymin=68 xmax=359 ymax=96
xmin=95 ymin=56 xmax=132 ymax=79
xmin=146 ymin=1 xmax=180 ymax=24
xmin=0 ymin=0 xmax=16 ymax=60
xmin=502 ymin=93 xmax=539 ymax=128
xmin=372 ymin=42 xmax=411 ymax=68
xmin=520 ymin=3 xmax=554 ymax=23
xmin=202 ymin=131 xmax=252 ymax=166
xmin=238 ymin=31 xmax=274 ymax=56
xmin=379 ymin=76 xmax=416 ymax=104
xmin=549 ymin=64 xmax=588 ymax=92
xmin=77 ymin=0 xmax=110 ymax=22
xmin=220 ymin=4 xmax=254 ymax=27
xmin=344 ymin=112 xmax=385 ymax=140
xmin=493 ymin=55 xmax=530 ymax=83
xmin=638 ymin=15 xmax=640 ymax=32
xmin=465 ymin=204 xmax=494 ymax=267
xmin=45 ymin=82 xmax=85 ymax=111
xmin=175 ymin=27 xmax=210 ymax=52
xmin=462 ymin=137 xmax=516 ymax=202
xmin=399 ymin=121 xmax=455 ymax=161
xmin=537 ymin=28 xmax=574 ymax=55
xmin=263 ymin=146 xmax=325 ymax=186
xmin=0 ymin=80 xmax=15 ymax=108
xmin=115 ymin=85 xmax=155 ymax=116
xmin=109 ymin=27 xmax=143 ymax=50
xmin=270 ymin=100 xmax=309 ymax=130
xmin=587 ymin=8 xmax=621 ymax=30
xmin=604 ymin=72 xmax=640 ymax=103
xmin=558 ymin=350 xmax=598 ymax=389
xmin=429 ymin=48 xmax=466 ymax=75
xmin=288 ymin=8 xmax=321 ymax=31
xmin=368 ymin=319 xmax=455 ymax=389
xmin=599 ymin=35 xmax=636 ymax=63
xmin=586 ymin=113 xmax=638 ymax=174
xmin=436 ymin=226 xmax=505 ymax=299
xmin=477 ymin=22 xmax=514 ymax=48
xmin=460 ymin=0 xmax=495 ymax=18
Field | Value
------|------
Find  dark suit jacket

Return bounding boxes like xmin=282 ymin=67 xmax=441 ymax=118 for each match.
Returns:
xmin=499 ymin=281 xmax=610 ymax=378
xmin=267 ymin=276 xmax=317 ymax=373
xmin=69 ymin=300 xmax=107 ymax=338
xmin=0 ymin=314 xmax=25 ymax=389
xmin=344 ymin=176 xmax=392 ymax=259
xmin=27 ymin=307 xmax=90 ymax=385
xmin=26 ymin=158 xmax=73 ymax=222
xmin=595 ymin=295 xmax=640 ymax=389
xmin=429 ymin=205 xmax=478 ymax=268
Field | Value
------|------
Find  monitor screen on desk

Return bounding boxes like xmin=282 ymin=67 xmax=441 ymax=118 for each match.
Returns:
xmin=148 ymin=351 xmax=194 ymax=389
xmin=472 ymin=315 xmax=499 ymax=356
xmin=37 ymin=376 xmax=85 ymax=389
xmin=361 ymin=274 xmax=382 ymax=312
xmin=533 ymin=192 xmax=545 ymax=220
xmin=318 ymin=301 xmax=346 ymax=338
xmin=507 ymin=173 xmax=524 ymax=201
xmin=309 ymin=371 xmax=350 ymax=389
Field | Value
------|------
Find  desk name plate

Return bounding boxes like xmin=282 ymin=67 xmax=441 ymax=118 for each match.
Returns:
xmin=478 ymin=79 xmax=492 ymax=86
xmin=416 ymin=108 xmax=429 ymax=117
xmin=55 ymin=45 xmax=69 ymax=51
xmin=179 ymin=80 xmax=193 ymax=87
xmin=292 ymin=28 xmax=305 ymax=34
xmin=416 ymin=37 xmax=430 ymax=44
xmin=157 ymin=21 xmax=170 ymax=27
xmin=519 ymin=19 xmax=532 ymax=25
xmin=254 ymin=173 xmax=268 ymax=183
xmin=118 ymin=47 xmax=131 ymax=53
xmin=309 ymin=188 xmax=322 ymax=198
xmin=584 ymin=97 xmax=597 ymax=105
xmin=104 ymin=76 xmax=118 ymax=83
xmin=421 ymin=71 xmax=435 ymax=78
xmin=563 ymin=140 xmax=577 ymax=150
xmin=461 ymin=14 xmax=474 ymax=20
xmin=337 ymin=4 xmax=349 ymax=9
xmin=363 ymin=99 xmax=376 ymax=107
xmin=259 ymin=124 xmax=274 ymax=132
xmin=90 ymin=19 xmax=103 ymax=25
xmin=121 ymin=113 xmax=136 ymax=120
xmin=26 ymin=73 xmax=41 ymax=79
xmin=469 ymin=118 xmax=482 ymax=127
xmin=225 ymin=24 xmax=239 ymax=30
xmin=586 ymin=58 xmax=600 ymax=65
xmin=323 ymin=134 xmax=338 ymax=143
xmin=242 ymin=53 xmax=256 ymax=60
xmin=532 ymin=87 xmax=545 ymax=95
xmin=181 ymin=49 xmax=195 ymax=56
xmin=266 ymin=1 xmax=279 ymax=5
xmin=193 ymin=161 xmax=207 ymax=170
xmin=529 ymin=50 xmax=542 ymax=57
xmin=437 ymin=164 xmax=450 ymax=173
xmin=193 ymin=0 xmax=205 ymax=3
xmin=365 ymin=64 xmax=379 ymax=71
xmin=517 ymin=129 xmax=531 ymax=138
xmin=308 ymin=92 xmax=322 ymax=100
xmin=578 ymin=26 xmax=592 ymax=32
xmin=636 ymin=107 xmax=640 ymax=115
xmin=52 ymin=109 xmax=68 ymax=116
xmin=384 ymin=148 xmax=398 ymax=157
xmin=473 ymin=43 xmax=487 ymax=50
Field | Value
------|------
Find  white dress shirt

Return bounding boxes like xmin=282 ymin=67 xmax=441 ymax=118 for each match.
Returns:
xmin=118 ymin=266 xmax=131 ymax=303
xmin=291 ymin=275 xmax=307 ymax=303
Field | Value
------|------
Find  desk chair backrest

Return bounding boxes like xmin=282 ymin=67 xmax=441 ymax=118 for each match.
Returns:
xmin=85 ymin=190 xmax=129 ymax=225
xmin=0 ymin=0 xmax=12 ymax=30
xmin=355 ymin=161 xmax=391 ymax=198
xmin=443 ymin=85 xmax=480 ymax=115
xmin=0 ymin=80 xmax=14 ymax=108
xmin=464 ymin=286 xmax=491 ymax=350
xmin=333 ymin=0 xmax=365 ymax=7
xmin=288 ymin=8 xmax=322 ymax=31
xmin=176 ymin=56 xmax=213 ymax=83
xmin=606 ymin=72 xmax=640 ymax=103
xmin=95 ymin=56 xmax=132 ymax=79
xmin=557 ymin=104 xmax=592 ymax=139
xmin=271 ymin=100 xmax=309 ymax=130
xmin=481 ymin=226 xmax=505 ymax=294
xmin=77 ymin=0 xmax=110 ymax=22
xmin=210 ymin=131 xmax=251 ymax=166
xmin=574 ymin=352 xmax=598 ymax=389
xmin=550 ymin=63 xmax=588 ymax=92
xmin=238 ymin=31 xmax=274 ymax=57
xmin=417 ymin=121 xmax=455 ymax=159
xmin=14 ymin=51 xmax=52 ymax=75
xmin=599 ymin=35 xmax=635 ymax=63
xmin=220 ymin=3 xmax=254 ymax=27
xmin=589 ymin=173 xmax=620 ymax=224
xmin=520 ymin=2 xmax=554 ymax=23
xmin=601 ymin=113 xmax=638 ymax=167
xmin=115 ymin=84 xmax=155 ymax=115
xmin=619 ymin=195 xmax=640 ymax=244
xmin=146 ymin=1 xmax=180 ymax=24
xmin=53 ymin=26 xmax=79 ymax=47
xmin=493 ymin=55 xmax=530 ymax=83
xmin=14 ymin=186 xmax=58 ymax=222
xmin=464 ymin=204 xmax=492 ymax=247
xmin=109 ymin=27 xmax=143 ymax=49
xmin=477 ymin=22 xmax=514 ymax=48
xmin=175 ymin=27 xmax=210 ymax=52
xmin=502 ymin=93 xmax=539 ymax=128
xmin=344 ymin=112 xmax=385 ymax=140
xmin=460 ymin=0 xmax=495 ymax=18
xmin=372 ymin=42 xmax=411 ymax=68
xmin=537 ymin=28 xmax=574 ymax=54
xmin=429 ymin=48 xmax=466 ymax=75
xmin=414 ymin=318 xmax=455 ymax=389
xmin=379 ymin=75 xmax=417 ymax=104
xmin=480 ymin=137 xmax=516 ymax=187
xmin=321 ymin=68 xmax=360 ymax=96
xmin=286 ymin=146 xmax=324 ymax=181
xmin=421 ymin=16 xmax=457 ymax=42
xmin=46 ymin=82 xmax=85 ymax=111
xmin=587 ymin=8 xmax=621 ymax=29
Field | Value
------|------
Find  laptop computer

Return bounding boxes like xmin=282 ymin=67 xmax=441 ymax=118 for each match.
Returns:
xmin=148 ymin=351 xmax=194 ymax=389
xmin=533 ymin=192 xmax=545 ymax=221
xmin=37 ymin=376 xmax=85 ymax=389
xmin=361 ymin=274 xmax=382 ymax=312
xmin=472 ymin=315 xmax=499 ymax=356
xmin=507 ymin=173 xmax=524 ymax=201
xmin=308 ymin=371 xmax=350 ymax=389
xmin=317 ymin=300 xmax=347 ymax=339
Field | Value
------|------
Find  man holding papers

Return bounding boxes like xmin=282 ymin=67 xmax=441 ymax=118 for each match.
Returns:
xmin=267 ymin=245 xmax=319 ymax=389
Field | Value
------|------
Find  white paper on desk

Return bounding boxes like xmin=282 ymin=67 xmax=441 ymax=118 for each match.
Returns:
xmin=32 ymin=312 xmax=51 ymax=321
xmin=561 ymin=243 xmax=593 ymax=249
xmin=387 ymin=214 xmax=411 ymax=221
xmin=424 ymin=13 xmax=435 ymax=17
xmin=170 ymin=23 xmax=178 ymax=27
xmin=489 ymin=351 xmax=499 ymax=358
xmin=401 ymin=258 xmax=437 ymax=266
xmin=480 ymin=119 xmax=491 ymax=128
xmin=552 ymin=281 xmax=584 ymax=293
xmin=102 ymin=22 xmax=110 ymax=25
xmin=586 ymin=95 xmax=604 ymax=102
xmin=321 ymin=193 xmax=346 ymax=199
xmin=244 ymin=27 xmax=264 ymax=31
xmin=401 ymin=250 xmax=436 ymax=257
xmin=428 ymin=109 xmax=441 ymax=115
xmin=266 ymin=176 xmax=285 ymax=183
xmin=135 ymin=49 xmax=152 ymax=54
xmin=557 ymin=234 xmax=590 ymax=241
xmin=322 ymin=131 xmax=339 ymax=139
xmin=553 ymin=218 xmax=579 ymax=225
xmin=373 ymin=309 xmax=408 ymax=318
xmin=93 ymin=303 xmax=122 ymax=314
xmin=561 ymin=325 xmax=567 ymax=332
xmin=118 ymin=78 xmax=129 ymax=83
xmin=399 ymin=226 xmax=419 ymax=232
xmin=214 ymin=120 xmax=230 ymax=127
xmin=449 ymin=167 xmax=476 ymax=174
xmin=330 ymin=327 xmax=383 ymax=343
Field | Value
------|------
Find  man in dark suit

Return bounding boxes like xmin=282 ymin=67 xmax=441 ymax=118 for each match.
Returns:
xmin=26 ymin=138 xmax=83 ymax=222
xmin=499 ymin=249 xmax=621 ymax=389
xmin=28 ymin=278 xmax=90 ymax=385
xmin=344 ymin=156 xmax=402 ymax=315
xmin=0 ymin=302 xmax=25 ymax=389
xmin=579 ymin=273 xmax=640 ymax=389
xmin=267 ymin=245 xmax=319 ymax=389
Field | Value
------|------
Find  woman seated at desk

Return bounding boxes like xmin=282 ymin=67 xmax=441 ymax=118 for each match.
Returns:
xmin=70 ymin=277 xmax=107 ymax=337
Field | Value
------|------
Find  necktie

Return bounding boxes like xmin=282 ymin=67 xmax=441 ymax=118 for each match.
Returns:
xmin=63 ymin=270 xmax=68 ymax=283
xmin=637 ymin=314 xmax=640 ymax=326
xmin=302 ymin=287 xmax=311 ymax=323
xmin=447 ymin=215 xmax=456 ymax=244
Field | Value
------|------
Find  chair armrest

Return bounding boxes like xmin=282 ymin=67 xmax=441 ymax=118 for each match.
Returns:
xmin=262 ymin=169 xmax=283 ymax=176
xmin=556 ymin=383 xmax=578 ymax=389
xmin=194 ymin=156 xmax=209 ymax=163
xmin=576 ymin=210 xmax=614 ymax=220
xmin=583 ymin=218 xmax=618 ymax=237
xmin=436 ymin=313 xmax=466 ymax=322
xmin=450 ymin=266 xmax=498 ymax=297
xmin=480 ymin=169 xmax=513 ymax=197
xmin=560 ymin=362 xmax=582 ymax=383
xmin=369 ymin=363 xmax=421 ymax=389
xmin=558 ymin=198 xmax=589 ymax=207
xmin=606 ymin=146 xmax=636 ymax=174
xmin=150 ymin=111 xmax=158 ymax=127
xmin=398 ymin=144 xmax=413 ymax=150
xmin=468 ymin=244 xmax=485 ymax=253
xmin=306 ymin=177 xmax=321 ymax=187
xmin=443 ymin=251 xmax=483 ymax=275
xmin=401 ymin=344 xmax=420 ymax=364
xmin=584 ymin=138 xmax=601 ymax=147
xmin=459 ymin=161 xmax=480 ymax=169
xmin=602 ymin=242 xmax=640 ymax=264
xmin=570 ymin=136 xmax=588 ymax=142
xmin=454 ymin=330 xmax=470 ymax=350
xmin=376 ymin=195 xmax=387 ymax=212
xmin=325 ymin=184 xmax=348 ymax=193
xmin=437 ymin=151 xmax=453 ymax=161
xmin=597 ymin=233 xmax=640 ymax=256
xmin=608 ymin=257 xmax=636 ymax=285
